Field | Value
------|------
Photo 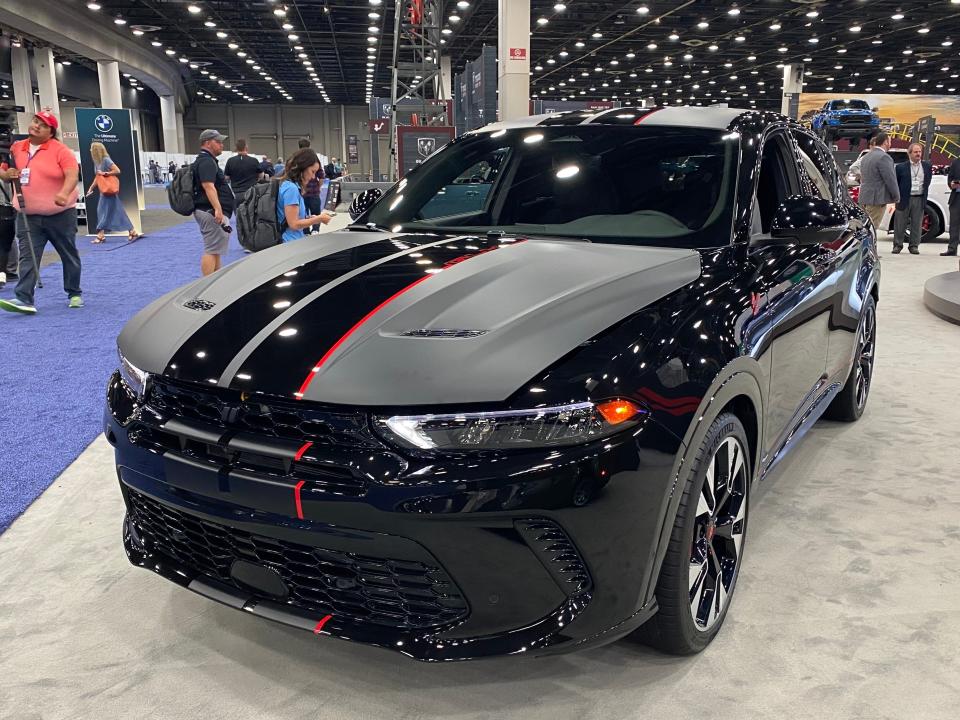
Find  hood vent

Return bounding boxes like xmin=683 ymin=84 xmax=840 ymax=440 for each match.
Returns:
xmin=399 ymin=329 xmax=488 ymax=338
xmin=183 ymin=298 xmax=216 ymax=311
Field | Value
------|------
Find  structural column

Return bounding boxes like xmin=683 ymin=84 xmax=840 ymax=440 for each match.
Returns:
xmin=32 ymin=47 xmax=61 ymax=122
xmin=437 ymin=55 xmax=452 ymax=101
xmin=781 ymin=63 xmax=804 ymax=120
xmin=97 ymin=60 xmax=123 ymax=108
xmin=11 ymin=46 xmax=34 ymax=133
xmin=159 ymin=94 xmax=180 ymax=154
xmin=497 ymin=0 xmax=530 ymax=122
xmin=176 ymin=110 xmax=186 ymax=155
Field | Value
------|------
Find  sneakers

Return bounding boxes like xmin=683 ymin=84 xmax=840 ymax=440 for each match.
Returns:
xmin=68 ymin=295 xmax=84 ymax=309
xmin=0 ymin=298 xmax=37 ymax=314
xmin=0 ymin=271 xmax=5 ymax=289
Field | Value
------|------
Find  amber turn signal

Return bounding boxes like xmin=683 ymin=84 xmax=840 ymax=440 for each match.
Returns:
xmin=596 ymin=399 xmax=642 ymax=425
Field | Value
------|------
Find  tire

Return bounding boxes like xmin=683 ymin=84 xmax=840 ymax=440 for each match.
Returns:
xmin=824 ymin=293 xmax=876 ymax=422
xmin=637 ymin=413 xmax=750 ymax=654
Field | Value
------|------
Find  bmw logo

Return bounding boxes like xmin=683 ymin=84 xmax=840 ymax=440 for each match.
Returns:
xmin=95 ymin=114 xmax=113 ymax=132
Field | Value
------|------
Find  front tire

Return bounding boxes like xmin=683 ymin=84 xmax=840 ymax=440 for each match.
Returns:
xmin=637 ymin=413 xmax=750 ymax=654
xmin=825 ymin=294 xmax=876 ymax=422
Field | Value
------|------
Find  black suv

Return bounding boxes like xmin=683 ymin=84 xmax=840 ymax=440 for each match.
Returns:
xmin=106 ymin=107 xmax=879 ymax=661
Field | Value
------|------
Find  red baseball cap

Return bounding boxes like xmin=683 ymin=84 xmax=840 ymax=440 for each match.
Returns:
xmin=34 ymin=111 xmax=59 ymax=130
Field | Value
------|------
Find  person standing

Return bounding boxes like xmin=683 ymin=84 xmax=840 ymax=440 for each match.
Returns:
xmin=259 ymin=156 xmax=275 ymax=180
xmin=192 ymin=129 xmax=234 ymax=277
xmin=0 ymin=111 xmax=82 ymax=314
xmin=277 ymin=149 xmax=333 ymax=243
xmin=857 ymin=131 xmax=900 ymax=242
xmin=942 ymin=155 xmax=960 ymax=256
xmin=296 ymin=138 xmax=326 ymax=234
xmin=273 ymin=157 xmax=286 ymax=177
xmin=167 ymin=161 xmax=177 ymax=182
xmin=893 ymin=143 xmax=932 ymax=255
xmin=85 ymin=141 xmax=141 ymax=244
xmin=224 ymin=139 xmax=262 ymax=201
xmin=324 ymin=156 xmax=343 ymax=180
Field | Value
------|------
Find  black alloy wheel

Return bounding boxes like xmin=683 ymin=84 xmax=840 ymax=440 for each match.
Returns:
xmin=825 ymin=293 xmax=877 ymax=422
xmin=636 ymin=413 xmax=750 ymax=654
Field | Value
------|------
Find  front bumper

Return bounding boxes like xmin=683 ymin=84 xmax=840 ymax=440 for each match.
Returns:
xmin=106 ymin=374 xmax=680 ymax=660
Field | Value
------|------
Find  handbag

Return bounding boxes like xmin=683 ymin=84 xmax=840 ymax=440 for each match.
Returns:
xmin=95 ymin=172 xmax=120 ymax=196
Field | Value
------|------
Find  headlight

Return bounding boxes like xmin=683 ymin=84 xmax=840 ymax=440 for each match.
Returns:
xmin=374 ymin=399 xmax=644 ymax=451
xmin=117 ymin=347 xmax=149 ymax=399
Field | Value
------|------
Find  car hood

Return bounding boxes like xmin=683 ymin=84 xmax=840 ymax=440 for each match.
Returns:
xmin=119 ymin=231 xmax=701 ymax=406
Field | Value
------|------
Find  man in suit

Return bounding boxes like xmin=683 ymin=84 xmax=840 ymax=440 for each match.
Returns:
xmin=893 ymin=143 xmax=933 ymax=254
xmin=943 ymin=156 xmax=960 ymax=256
xmin=858 ymin=131 xmax=900 ymax=241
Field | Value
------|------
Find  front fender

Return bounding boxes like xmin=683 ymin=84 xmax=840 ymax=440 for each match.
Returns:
xmin=642 ymin=361 xmax=766 ymax=604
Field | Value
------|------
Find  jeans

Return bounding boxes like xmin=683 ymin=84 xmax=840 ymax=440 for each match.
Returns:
xmin=304 ymin=195 xmax=323 ymax=234
xmin=893 ymin=196 xmax=924 ymax=250
xmin=13 ymin=208 xmax=81 ymax=305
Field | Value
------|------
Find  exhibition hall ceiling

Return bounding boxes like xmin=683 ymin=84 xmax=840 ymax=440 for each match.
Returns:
xmin=32 ymin=1 xmax=960 ymax=106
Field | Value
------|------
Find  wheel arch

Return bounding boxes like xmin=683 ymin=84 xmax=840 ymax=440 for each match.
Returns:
xmin=642 ymin=361 xmax=765 ymax=606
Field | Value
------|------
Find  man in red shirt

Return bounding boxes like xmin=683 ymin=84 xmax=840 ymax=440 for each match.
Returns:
xmin=0 ymin=111 xmax=82 ymax=314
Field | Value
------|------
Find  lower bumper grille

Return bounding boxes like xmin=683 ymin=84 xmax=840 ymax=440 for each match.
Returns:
xmin=127 ymin=489 xmax=469 ymax=630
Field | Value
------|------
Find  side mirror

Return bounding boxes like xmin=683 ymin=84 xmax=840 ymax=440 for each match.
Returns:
xmin=765 ymin=196 xmax=848 ymax=246
xmin=871 ymin=107 xmax=879 ymax=113
xmin=348 ymin=188 xmax=383 ymax=221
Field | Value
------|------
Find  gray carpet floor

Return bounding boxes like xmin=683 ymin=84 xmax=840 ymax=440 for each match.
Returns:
xmin=1 ymin=235 xmax=958 ymax=720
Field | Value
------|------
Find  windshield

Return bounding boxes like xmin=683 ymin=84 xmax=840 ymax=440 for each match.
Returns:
xmin=830 ymin=100 xmax=870 ymax=110
xmin=363 ymin=126 xmax=739 ymax=249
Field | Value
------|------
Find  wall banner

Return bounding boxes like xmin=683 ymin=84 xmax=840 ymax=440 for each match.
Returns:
xmin=75 ymin=108 xmax=142 ymax=236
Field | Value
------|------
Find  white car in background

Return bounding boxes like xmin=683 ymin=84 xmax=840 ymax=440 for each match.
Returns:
xmin=846 ymin=148 xmax=951 ymax=243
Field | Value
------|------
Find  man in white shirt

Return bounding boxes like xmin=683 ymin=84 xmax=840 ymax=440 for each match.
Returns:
xmin=893 ymin=143 xmax=932 ymax=254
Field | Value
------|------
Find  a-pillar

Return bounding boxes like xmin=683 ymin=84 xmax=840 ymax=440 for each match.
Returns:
xmin=159 ymin=95 xmax=181 ymax=154
xmin=97 ymin=60 xmax=123 ymax=108
xmin=10 ymin=45 xmax=34 ymax=133
xmin=497 ymin=0 xmax=530 ymax=122
xmin=33 ymin=47 xmax=61 ymax=123
xmin=781 ymin=64 xmax=804 ymax=120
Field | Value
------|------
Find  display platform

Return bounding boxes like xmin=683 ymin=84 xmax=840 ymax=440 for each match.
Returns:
xmin=923 ymin=271 xmax=960 ymax=325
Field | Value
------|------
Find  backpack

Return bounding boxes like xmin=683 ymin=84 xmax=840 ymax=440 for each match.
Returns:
xmin=168 ymin=163 xmax=196 ymax=216
xmin=236 ymin=180 xmax=286 ymax=252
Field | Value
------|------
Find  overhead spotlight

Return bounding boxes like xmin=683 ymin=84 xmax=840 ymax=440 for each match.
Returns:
xmin=216 ymin=31 xmax=228 ymax=38
xmin=727 ymin=7 xmax=741 ymax=16
xmin=636 ymin=5 xmax=649 ymax=14
xmin=187 ymin=5 xmax=202 ymax=14
xmin=204 ymin=20 xmax=216 ymax=28
xmin=769 ymin=23 xmax=781 ymax=30
xmin=114 ymin=17 xmax=127 ymax=25
xmin=87 ymin=2 xmax=101 ymax=9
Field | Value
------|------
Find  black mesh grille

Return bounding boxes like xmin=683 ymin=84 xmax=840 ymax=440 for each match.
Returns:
xmin=516 ymin=519 xmax=592 ymax=596
xmin=146 ymin=378 xmax=373 ymax=449
xmin=128 ymin=490 xmax=469 ymax=630
xmin=183 ymin=298 xmax=217 ymax=311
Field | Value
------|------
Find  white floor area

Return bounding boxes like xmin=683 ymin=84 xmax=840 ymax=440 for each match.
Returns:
xmin=2 ymin=239 xmax=959 ymax=720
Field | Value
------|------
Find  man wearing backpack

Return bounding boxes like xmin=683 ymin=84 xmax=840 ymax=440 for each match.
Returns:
xmin=193 ymin=129 xmax=234 ymax=276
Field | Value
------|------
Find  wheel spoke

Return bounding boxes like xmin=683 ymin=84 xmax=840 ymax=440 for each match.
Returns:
xmin=699 ymin=464 xmax=716 ymax=517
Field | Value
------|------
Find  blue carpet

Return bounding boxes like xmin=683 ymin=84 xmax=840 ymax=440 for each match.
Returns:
xmin=0 ymin=220 xmax=246 ymax=533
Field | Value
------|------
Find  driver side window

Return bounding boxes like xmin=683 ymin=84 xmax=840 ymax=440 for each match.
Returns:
xmin=418 ymin=149 xmax=507 ymax=220
xmin=752 ymin=133 xmax=800 ymax=235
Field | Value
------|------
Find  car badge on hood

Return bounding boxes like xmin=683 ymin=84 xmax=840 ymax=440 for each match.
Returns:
xmin=399 ymin=329 xmax=489 ymax=338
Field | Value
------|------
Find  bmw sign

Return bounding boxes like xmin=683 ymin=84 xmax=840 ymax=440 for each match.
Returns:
xmin=95 ymin=114 xmax=113 ymax=132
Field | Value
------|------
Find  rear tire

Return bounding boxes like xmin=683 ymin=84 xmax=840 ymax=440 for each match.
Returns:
xmin=637 ymin=413 xmax=750 ymax=654
xmin=825 ymin=294 xmax=877 ymax=422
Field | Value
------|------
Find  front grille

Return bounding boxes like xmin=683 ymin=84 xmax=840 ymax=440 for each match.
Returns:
xmin=516 ymin=519 xmax=592 ymax=596
xmin=128 ymin=490 xmax=469 ymax=630
xmin=146 ymin=378 xmax=373 ymax=449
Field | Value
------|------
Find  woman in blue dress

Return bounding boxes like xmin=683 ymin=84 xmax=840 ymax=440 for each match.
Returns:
xmin=85 ymin=141 xmax=142 ymax=244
